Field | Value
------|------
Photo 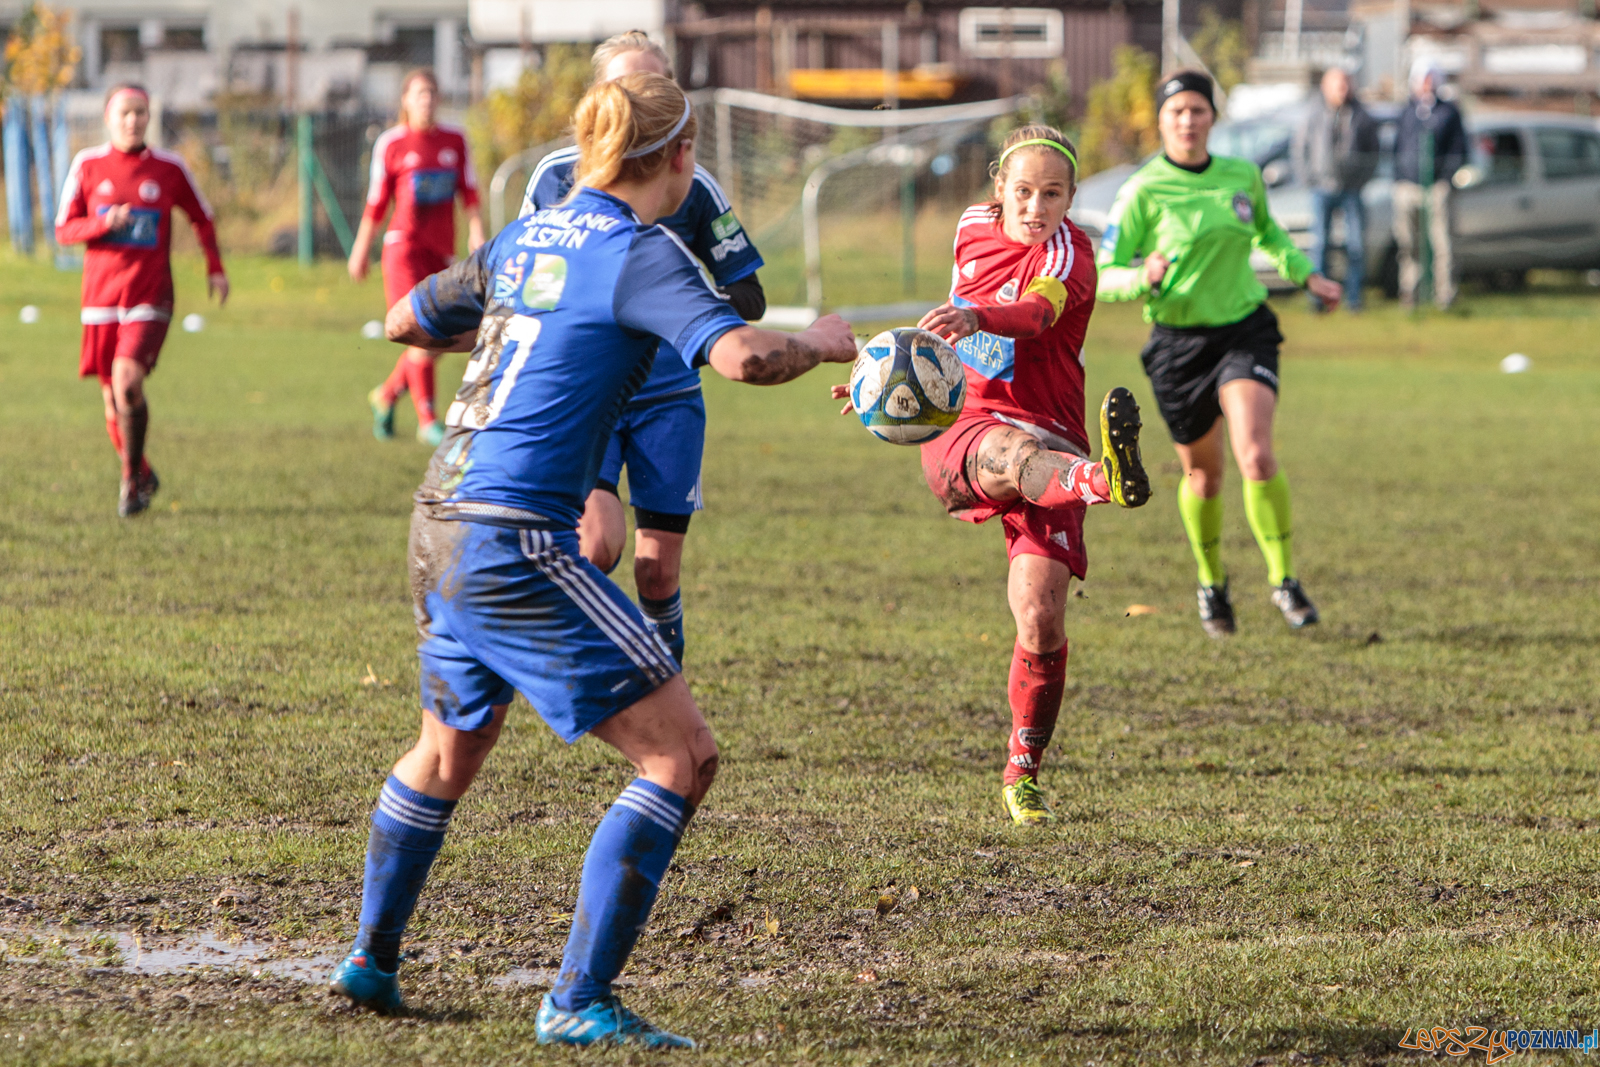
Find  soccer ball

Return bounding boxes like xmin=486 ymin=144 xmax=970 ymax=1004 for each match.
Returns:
xmin=849 ymin=327 xmax=966 ymax=445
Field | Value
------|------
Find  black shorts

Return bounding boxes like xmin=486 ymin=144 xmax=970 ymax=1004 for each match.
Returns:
xmin=1140 ymin=303 xmax=1283 ymax=445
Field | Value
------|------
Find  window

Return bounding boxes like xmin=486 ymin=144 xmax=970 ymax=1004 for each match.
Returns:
xmin=163 ymin=26 xmax=206 ymax=52
xmin=957 ymin=7 xmax=1063 ymax=58
xmin=1535 ymin=128 xmax=1600 ymax=180
xmin=1472 ymin=131 xmax=1525 ymax=185
xmin=101 ymin=26 xmax=142 ymax=64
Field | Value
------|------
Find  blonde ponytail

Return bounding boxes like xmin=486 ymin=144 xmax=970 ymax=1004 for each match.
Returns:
xmin=571 ymin=72 xmax=697 ymax=190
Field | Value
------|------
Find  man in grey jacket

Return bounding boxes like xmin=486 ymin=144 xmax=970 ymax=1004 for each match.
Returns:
xmin=1295 ymin=67 xmax=1380 ymax=311
xmin=1392 ymin=63 xmax=1468 ymax=309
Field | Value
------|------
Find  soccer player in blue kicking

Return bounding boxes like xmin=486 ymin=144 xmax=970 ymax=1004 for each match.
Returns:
xmin=325 ymin=72 xmax=858 ymax=1047
xmin=519 ymin=31 xmax=766 ymax=665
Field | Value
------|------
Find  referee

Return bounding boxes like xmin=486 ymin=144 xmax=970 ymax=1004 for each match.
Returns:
xmin=1096 ymin=71 xmax=1342 ymax=636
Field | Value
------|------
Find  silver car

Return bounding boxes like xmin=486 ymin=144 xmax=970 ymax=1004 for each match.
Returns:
xmin=1069 ymin=108 xmax=1600 ymax=298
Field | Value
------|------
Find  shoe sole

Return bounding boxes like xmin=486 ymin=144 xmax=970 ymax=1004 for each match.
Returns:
xmin=329 ymin=979 xmax=403 ymax=1016
xmin=1100 ymin=388 xmax=1150 ymax=508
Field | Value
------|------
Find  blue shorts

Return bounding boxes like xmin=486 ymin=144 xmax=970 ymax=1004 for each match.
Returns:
xmin=597 ymin=391 xmax=706 ymax=516
xmin=409 ymin=510 xmax=680 ymax=740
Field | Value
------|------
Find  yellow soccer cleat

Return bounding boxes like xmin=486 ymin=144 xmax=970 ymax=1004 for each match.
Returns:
xmin=1100 ymin=387 xmax=1151 ymax=508
xmin=1002 ymin=775 xmax=1056 ymax=826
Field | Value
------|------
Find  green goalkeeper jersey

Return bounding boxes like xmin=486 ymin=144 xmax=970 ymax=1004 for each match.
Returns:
xmin=1095 ymin=154 xmax=1314 ymax=328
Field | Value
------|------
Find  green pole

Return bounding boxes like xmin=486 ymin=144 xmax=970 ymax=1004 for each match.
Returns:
xmin=1418 ymin=129 xmax=1434 ymax=306
xmin=901 ymin=163 xmax=916 ymax=298
xmin=297 ymin=113 xmax=314 ymax=267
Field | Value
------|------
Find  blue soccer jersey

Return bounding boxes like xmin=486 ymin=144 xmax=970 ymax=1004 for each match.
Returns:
xmin=409 ymin=187 xmax=746 ymax=529
xmin=520 ymin=148 xmax=763 ymax=403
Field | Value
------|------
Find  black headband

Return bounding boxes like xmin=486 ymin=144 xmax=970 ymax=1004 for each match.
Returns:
xmin=1156 ymin=71 xmax=1215 ymax=114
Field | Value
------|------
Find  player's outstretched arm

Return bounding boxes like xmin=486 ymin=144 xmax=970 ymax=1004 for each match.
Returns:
xmin=707 ymin=314 xmax=856 ymax=385
xmin=385 ymin=296 xmax=477 ymax=352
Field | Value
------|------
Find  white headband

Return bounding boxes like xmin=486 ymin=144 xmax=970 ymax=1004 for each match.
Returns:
xmin=623 ymin=98 xmax=692 ymax=159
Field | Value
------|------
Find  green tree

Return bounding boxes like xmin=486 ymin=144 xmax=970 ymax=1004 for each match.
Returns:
xmin=467 ymin=45 xmax=592 ymax=180
xmin=1191 ymin=6 xmax=1250 ymax=92
xmin=1077 ymin=46 xmax=1159 ymax=176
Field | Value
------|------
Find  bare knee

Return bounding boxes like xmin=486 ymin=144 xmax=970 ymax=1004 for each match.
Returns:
xmin=1234 ymin=444 xmax=1278 ymax=482
xmin=588 ymin=539 xmax=623 ymax=575
xmin=690 ymin=747 xmax=718 ymax=807
xmin=634 ymin=554 xmax=679 ymax=600
xmin=1013 ymin=600 xmax=1066 ymax=653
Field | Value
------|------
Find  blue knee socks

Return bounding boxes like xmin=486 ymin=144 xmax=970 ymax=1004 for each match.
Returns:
xmin=638 ymin=591 xmax=685 ymax=665
xmin=354 ymin=775 xmax=456 ymax=972
xmin=550 ymin=779 xmax=692 ymax=1011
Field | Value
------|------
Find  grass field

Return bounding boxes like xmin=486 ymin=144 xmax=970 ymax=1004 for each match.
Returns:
xmin=1 ymin=250 xmax=1598 ymax=1066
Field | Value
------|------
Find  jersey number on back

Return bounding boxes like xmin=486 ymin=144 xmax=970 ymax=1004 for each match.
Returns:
xmin=446 ymin=315 xmax=541 ymax=430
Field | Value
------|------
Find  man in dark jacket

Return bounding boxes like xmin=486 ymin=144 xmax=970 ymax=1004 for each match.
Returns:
xmin=1392 ymin=63 xmax=1468 ymax=309
xmin=1295 ymin=67 xmax=1380 ymax=311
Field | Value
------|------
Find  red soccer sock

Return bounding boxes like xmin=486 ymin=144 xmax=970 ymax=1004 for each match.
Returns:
xmin=1021 ymin=456 xmax=1110 ymax=509
xmin=404 ymin=356 xmax=437 ymax=426
xmin=378 ymin=357 xmax=410 ymax=406
xmin=105 ymin=415 xmax=151 ymax=479
xmin=1004 ymin=639 xmax=1069 ymax=785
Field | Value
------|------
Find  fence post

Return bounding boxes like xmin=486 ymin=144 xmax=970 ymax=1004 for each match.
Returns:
xmin=298 ymin=113 xmax=314 ymax=267
xmin=3 ymin=100 xmax=35 ymax=254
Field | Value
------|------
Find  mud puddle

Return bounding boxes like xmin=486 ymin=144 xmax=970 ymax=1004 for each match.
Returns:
xmin=1 ymin=926 xmax=343 ymax=982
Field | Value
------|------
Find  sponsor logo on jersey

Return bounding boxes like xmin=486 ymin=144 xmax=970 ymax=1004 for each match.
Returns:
xmin=996 ymin=279 xmax=1019 ymax=303
xmin=98 ymin=205 xmax=160 ymax=247
xmin=493 ymin=251 xmax=528 ymax=303
xmin=1099 ymin=223 xmax=1119 ymax=250
xmin=522 ymin=254 xmax=567 ymax=310
xmin=961 ymin=260 xmax=976 ymax=279
xmin=950 ymin=295 xmax=1015 ymax=381
xmin=438 ymin=147 xmax=459 ymax=167
xmin=95 ymin=179 xmax=115 ymax=196
xmin=412 ymin=169 xmax=457 ymax=205
xmin=1232 ymin=191 xmax=1254 ymax=224
xmin=138 ymin=180 xmax=161 ymax=203
xmin=709 ymin=231 xmax=749 ymax=263
xmin=710 ymin=209 xmax=742 ymax=241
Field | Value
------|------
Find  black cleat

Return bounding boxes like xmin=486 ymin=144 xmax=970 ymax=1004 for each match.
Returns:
xmin=1270 ymin=578 xmax=1319 ymax=629
xmin=1099 ymin=387 xmax=1150 ymax=508
xmin=117 ymin=477 xmax=147 ymax=518
xmin=1197 ymin=582 xmax=1235 ymax=637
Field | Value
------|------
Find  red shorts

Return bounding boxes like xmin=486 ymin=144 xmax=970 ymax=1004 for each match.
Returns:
xmin=920 ymin=409 xmax=1089 ymax=577
xmin=79 ymin=318 xmax=170 ymax=384
xmin=382 ymin=241 xmax=452 ymax=310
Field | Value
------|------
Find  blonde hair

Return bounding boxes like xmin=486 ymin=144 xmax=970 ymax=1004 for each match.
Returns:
xmin=398 ymin=68 xmax=438 ymax=127
xmin=985 ymin=124 xmax=1079 ymax=218
xmin=571 ymin=71 xmax=697 ymax=189
xmin=592 ymin=30 xmax=674 ymax=80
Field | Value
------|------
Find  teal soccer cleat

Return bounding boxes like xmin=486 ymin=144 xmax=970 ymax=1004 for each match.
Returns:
xmin=536 ymin=993 xmax=696 ymax=1050
xmin=328 ymin=949 xmax=404 ymax=1015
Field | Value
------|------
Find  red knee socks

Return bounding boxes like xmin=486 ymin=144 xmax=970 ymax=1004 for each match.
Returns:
xmin=105 ymin=415 xmax=151 ymax=480
xmin=378 ymin=356 xmax=410 ymax=406
xmin=1004 ymin=640 xmax=1068 ymax=785
xmin=403 ymin=356 xmax=437 ymax=426
xmin=1020 ymin=455 xmax=1110 ymax=509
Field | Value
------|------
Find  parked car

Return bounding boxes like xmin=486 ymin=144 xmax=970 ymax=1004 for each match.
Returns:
xmin=1069 ymin=108 xmax=1600 ymax=298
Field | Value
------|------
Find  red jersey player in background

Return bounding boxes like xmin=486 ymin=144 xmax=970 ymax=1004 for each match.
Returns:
xmin=56 ymin=84 xmax=228 ymax=517
xmin=835 ymin=125 xmax=1152 ymax=826
xmin=349 ymin=68 xmax=483 ymax=446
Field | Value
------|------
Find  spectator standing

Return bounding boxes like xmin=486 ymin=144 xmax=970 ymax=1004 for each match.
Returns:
xmin=1295 ymin=67 xmax=1378 ymax=311
xmin=1392 ymin=63 xmax=1467 ymax=310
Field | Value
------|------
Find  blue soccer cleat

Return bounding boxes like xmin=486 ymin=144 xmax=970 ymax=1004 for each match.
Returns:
xmin=328 ymin=948 xmax=404 ymax=1015
xmin=536 ymin=993 xmax=696 ymax=1050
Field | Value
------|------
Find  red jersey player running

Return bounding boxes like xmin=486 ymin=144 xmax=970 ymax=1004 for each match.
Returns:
xmin=837 ymin=124 xmax=1151 ymax=825
xmin=350 ymin=68 xmax=483 ymax=446
xmin=56 ymin=84 xmax=228 ymax=517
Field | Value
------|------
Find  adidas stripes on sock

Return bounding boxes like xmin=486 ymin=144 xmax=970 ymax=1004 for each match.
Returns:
xmin=637 ymin=591 xmax=685 ymax=666
xmin=354 ymin=775 xmax=456 ymax=973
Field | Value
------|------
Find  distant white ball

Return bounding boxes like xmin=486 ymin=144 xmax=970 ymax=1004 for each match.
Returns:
xmin=182 ymin=313 xmax=205 ymax=333
xmin=1500 ymin=353 xmax=1530 ymax=374
xmin=849 ymin=327 xmax=966 ymax=445
xmin=361 ymin=319 xmax=384 ymax=340
xmin=19 ymin=305 xmax=40 ymax=324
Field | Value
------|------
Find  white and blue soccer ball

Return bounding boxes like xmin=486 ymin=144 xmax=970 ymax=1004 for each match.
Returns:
xmin=849 ymin=327 xmax=966 ymax=445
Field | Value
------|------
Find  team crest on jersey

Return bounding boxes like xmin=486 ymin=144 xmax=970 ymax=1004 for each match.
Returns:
xmin=138 ymin=180 xmax=161 ymax=202
xmin=1232 ymin=191 xmax=1254 ymax=223
xmin=522 ymin=254 xmax=567 ymax=310
xmin=493 ymin=252 xmax=528 ymax=302
xmin=438 ymin=147 xmax=459 ymax=167
xmin=404 ymin=151 xmax=422 ymax=168
xmin=996 ymin=279 xmax=1019 ymax=303
xmin=95 ymin=179 xmax=115 ymax=196
xmin=961 ymin=261 xmax=976 ymax=279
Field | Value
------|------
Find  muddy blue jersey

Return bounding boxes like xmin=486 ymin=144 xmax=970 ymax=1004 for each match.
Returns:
xmin=409 ymin=187 xmax=745 ymax=529
xmin=521 ymin=148 xmax=762 ymax=403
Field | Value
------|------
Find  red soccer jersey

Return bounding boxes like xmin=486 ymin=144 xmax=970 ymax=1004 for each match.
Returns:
xmin=363 ymin=124 xmax=479 ymax=262
xmin=56 ymin=143 xmax=224 ymax=324
xmin=948 ymin=206 xmax=1098 ymax=456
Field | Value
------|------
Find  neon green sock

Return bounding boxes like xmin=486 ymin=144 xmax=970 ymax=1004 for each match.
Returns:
xmin=1242 ymin=471 xmax=1294 ymax=585
xmin=1177 ymin=478 xmax=1226 ymax=588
